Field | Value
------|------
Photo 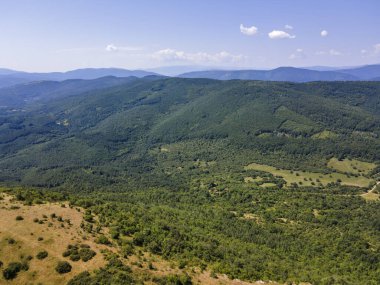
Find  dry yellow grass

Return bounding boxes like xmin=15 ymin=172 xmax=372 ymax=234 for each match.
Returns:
xmin=245 ymin=163 xmax=373 ymax=188
xmin=327 ymin=158 xmax=376 ymax=175
xmin=244 ymin=177 xmax=263 ymax=183
xmin=361 ymin=182 xmax=380 ymax=201
xmin=0 ymin=194 xmax=108 ymax=285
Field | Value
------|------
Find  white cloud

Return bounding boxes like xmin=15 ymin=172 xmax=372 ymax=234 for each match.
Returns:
xmin=152 ymin=49 xmax=244 ymax=64
xmin=268 ymin=30 xmax=295 ymax=39
xmin=289 ymin=48 xmax=306 ymax=59
xmin=329 ymin=49 xmax=342 ymax=56
xmin=375 ymin=43 xmax=380 ymax=53
xmin=284 ymin=24 xmax=293 ymax=30
xmin=315 ymin=49 xmax=343 ymax=56
xmin=240 ymin=24 xmax=258 ymax=36
xmin=105 ymin=44 xmax=143 ymax=52
xmin=320 ymin=30 xmax=328 ymax=37
xmin=106 ymin=44 xmax=118 ymax=52
xmin=361 ymin=49 xmax=368 ymax=54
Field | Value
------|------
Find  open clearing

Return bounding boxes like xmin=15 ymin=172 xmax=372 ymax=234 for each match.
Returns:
xmin=361 ymin=182 xmax=380 ymax=201
xmin=311 ymin=130 xmax=338 ymax=139
xmin=0 ymin=193 xmax=108 ymax=285
xmin=245 ymin=162 xmax=374 ymax=188
xmin=327 ymin=158 xmax=376 ymax=175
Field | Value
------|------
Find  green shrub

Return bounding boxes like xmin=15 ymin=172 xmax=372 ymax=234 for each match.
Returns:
xmin=67 ymin=271 xmax=92 ymax=285
xmin=3 ymin=262 xmax=22 ymax=280
xmin=96 ymin=235 xmax=111 ymax=245
xmin=157 ymin=274 xmax=192 ymax=285
xmin=70 ymin=254 xmax=80 ymax=262
xmin=79 ymin=248 xmax=96 ymax=262
xmin=15 ymin=216 xmax=24 ymax=221
xmin=55 ymin=261 xmax=72 ymax=274
xmin=36 ymin=250 xmax=48 ymax=260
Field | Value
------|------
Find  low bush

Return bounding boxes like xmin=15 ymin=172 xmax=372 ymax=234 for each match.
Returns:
xmin=36 ymin=250 xmax=48 ymax=260
xmin=78 ymin=248 xmax=96 ymax=262
xmin=55 ymin=261 xmax=72 ymax=274
xmin=3 ymin=262 xmax=22 ymax=280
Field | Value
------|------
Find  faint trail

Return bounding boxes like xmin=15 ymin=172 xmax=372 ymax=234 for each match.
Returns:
xmin=369 ymin=181 xmax=380 ymax=193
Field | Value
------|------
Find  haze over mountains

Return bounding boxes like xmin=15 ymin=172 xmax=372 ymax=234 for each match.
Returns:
xmin=1 ymin=64 xmax=380 ymax=90
xmin=0 ymin=68 xmax=159 ymax=88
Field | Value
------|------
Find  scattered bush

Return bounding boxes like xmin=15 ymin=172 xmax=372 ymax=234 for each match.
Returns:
xmin=63 ymin=244 xmax=96 ymax=262
xmin=36 ymin=250 xmax=48 ymax=260
xmin=96 ymin=235 xmax=111 ymax=245
xmin=70 ymin=254 xmax=81 ymax=262
xmin=79 ymin=248 xmax=96 ymax=262
xmin=55 ymin=261 xmax=72 ymax=274
xmin=8 ymin=238 xmax=16 ymax=244
xmin=67 ymin=271 xmax=92 ymax=285
xmin=15 ymin=216 xmax=24 ymax=221
xmin=3 ymin=262 xmax=22 ymax=280
xmin=156 ymin=274 xmax=192 ymax=285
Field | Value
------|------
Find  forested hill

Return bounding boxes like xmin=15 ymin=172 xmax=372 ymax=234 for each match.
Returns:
xmin=0 ymin=78 xmax=380 ymax=188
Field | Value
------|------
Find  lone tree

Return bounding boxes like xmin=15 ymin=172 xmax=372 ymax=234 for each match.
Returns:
xmin=55 ymin=261 xmax=72 ymax=274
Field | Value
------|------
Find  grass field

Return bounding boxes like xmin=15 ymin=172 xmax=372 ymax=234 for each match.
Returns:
xmin=327 ymin=158 xmax=376 ymax=175
xmin=0 ymin=193 xmax=108 ymax=285
xmin=245 ymin=162 xmax=374 ymax=188
xmin=311 ymin=130 xmax=338 ymax=139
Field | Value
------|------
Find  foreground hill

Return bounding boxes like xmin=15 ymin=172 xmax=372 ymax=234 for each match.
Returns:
xmin=0 ymin=78 xmax=379 ymax=284
xmin=2 ymin=190 xmax=268 ymax=285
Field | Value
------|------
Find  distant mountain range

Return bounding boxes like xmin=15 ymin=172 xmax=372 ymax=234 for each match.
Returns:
xmin=0 ymin=64 xmax=380 ymax=89
xmin=0 ymin=68 xmax=160 ymax=88
xmin=179 ymin=64 xmax=380 ymax=82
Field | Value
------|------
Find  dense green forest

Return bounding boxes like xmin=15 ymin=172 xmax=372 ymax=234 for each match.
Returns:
xmin=0 ymin=78 xmax=379 ymax=284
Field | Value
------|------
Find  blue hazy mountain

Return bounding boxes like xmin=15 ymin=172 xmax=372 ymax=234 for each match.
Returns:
xmin=0 ymin=76 xmax=146 ymax=108
xmin=338 ymin=64 xmax=380 ymax=80
xmin=0 ymin=68 xmax=160 ymax=88
xmin=179 ymin=67 xmax=358 ymax=82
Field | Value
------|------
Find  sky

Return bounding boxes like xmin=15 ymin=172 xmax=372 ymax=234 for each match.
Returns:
xmin=0 ymin=0 xmax=379 ymax=72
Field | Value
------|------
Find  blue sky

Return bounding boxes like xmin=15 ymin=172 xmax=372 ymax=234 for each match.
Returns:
xmin=0 ymin=0 xmax=379 ymax=72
